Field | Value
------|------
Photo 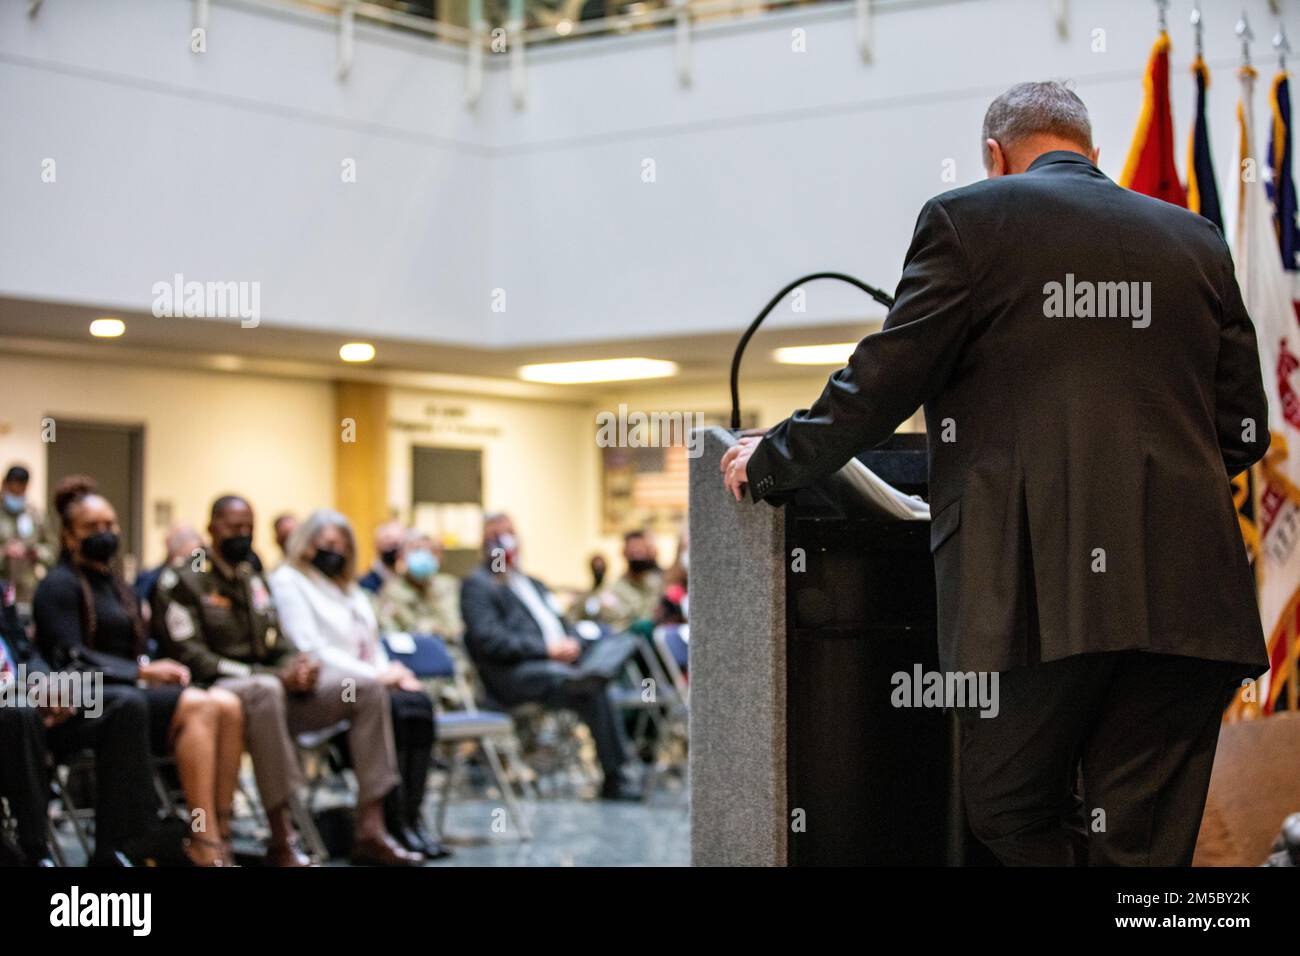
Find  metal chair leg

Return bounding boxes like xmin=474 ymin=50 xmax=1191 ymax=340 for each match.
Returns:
xmin=56 ymin=767 xmax=93 ymax=861
xmin=481 ymin=738 xmax=532 ymax=841
xmin=435 ymin=744 xmax=459 ymax=838
xmin=289 ymin=793 xmax=328 ymax=862
xmin=46 ymin=819 xmax=67 ymax=866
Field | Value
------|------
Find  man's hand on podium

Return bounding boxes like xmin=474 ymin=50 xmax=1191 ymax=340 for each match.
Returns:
xmin=720 ymin=435 xmax=762 ymax=501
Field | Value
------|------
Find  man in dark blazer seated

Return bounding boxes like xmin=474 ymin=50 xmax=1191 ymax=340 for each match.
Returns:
xmin=460 ymin=512 xmax=638 ymax=800
xmin=721 ymin=81 xmax=1270 ymax=866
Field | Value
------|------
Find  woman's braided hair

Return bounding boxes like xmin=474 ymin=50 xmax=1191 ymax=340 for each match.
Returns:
xmin=53 ymin=475 xmax=146 ymax=655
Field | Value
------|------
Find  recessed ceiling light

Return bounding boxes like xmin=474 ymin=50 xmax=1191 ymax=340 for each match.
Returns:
xmin=339 ymin=342 xmax=376 ymax=363
xmin=518 ymin=357 xmax=678 ymax=384
xmin=772 ymin=343 xmax=857 ymax=365
xmin=556 ymin=18 xmax=573 ymax=35
xmin=89 ymin=317 xmax=125 ymax=338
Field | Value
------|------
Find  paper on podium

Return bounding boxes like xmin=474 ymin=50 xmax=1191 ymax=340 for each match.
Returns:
xmin=836 ymin=457 xmax=930 ymax=520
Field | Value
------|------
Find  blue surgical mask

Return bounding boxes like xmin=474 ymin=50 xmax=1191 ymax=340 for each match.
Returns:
xmin=2 ymin=494 xmax=24 ymax=515
xmin=405 ymin=548 xmax=438 ymax=581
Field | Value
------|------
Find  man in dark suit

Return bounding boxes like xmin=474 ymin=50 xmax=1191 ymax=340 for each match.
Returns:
xmin=721 ymin=81 xmax=1270 ymax=866
xmin=460 ymin=512 xmax=638 ymax=800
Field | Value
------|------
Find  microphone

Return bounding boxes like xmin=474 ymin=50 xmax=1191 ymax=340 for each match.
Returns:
xmin=729 ymin=272 xmax=895 ymax=430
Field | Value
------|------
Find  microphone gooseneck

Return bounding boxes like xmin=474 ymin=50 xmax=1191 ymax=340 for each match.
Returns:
xmin=729 ymin=272 xmax=895 ymax=430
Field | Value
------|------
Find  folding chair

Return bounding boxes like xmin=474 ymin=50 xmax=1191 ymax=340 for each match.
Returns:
xmin=383 ymin=633 xmax=534 ymax=841
xmin=653 ymin=624 xmax=689 ymax=705
xmin=293 ymin=720 xmax=351 ymax=861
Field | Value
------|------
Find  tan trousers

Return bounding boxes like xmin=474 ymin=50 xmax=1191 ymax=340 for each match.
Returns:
xmin=218 ymin=665 xmax=400 ymax=812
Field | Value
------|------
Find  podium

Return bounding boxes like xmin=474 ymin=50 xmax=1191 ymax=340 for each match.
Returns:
xmin=688 ymin=426 xmax=985 ymax=865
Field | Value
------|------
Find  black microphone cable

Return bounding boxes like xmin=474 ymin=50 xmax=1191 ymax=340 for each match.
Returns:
xmin=729 ymin=272 xmax=895 ymax=430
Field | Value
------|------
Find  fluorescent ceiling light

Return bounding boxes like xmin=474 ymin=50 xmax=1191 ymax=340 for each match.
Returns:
xmin=772 ymin=342 xmax=857 ymax=365
xmin=89 ymin=317 xmax=125 ymax=338
xmin=339 ymin=342 xmax=376 ymax=362
xmin=518 ymin=357 xmax=678 ymax=384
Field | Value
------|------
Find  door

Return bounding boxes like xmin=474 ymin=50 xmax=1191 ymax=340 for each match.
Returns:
xmin=410 ymin=445 xmax=482 ymax=577
xmin=46 ymin=420 xmax=145 ymax=570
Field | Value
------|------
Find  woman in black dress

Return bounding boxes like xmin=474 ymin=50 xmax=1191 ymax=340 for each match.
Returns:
xmin=34 ymin=476 xmax=244 ymax=866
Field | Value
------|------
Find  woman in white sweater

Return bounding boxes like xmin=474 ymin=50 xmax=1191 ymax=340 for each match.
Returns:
xmin=270 ymin=509 xmax=447 ymax=860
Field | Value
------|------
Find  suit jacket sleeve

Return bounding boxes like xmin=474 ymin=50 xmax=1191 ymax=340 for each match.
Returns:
xmin=460 ymin=574 xmax=549 ymax=665
xmin=1212 ymin=235 xmax=1271 ymax=477
xmin=746 ymin=197 xmax=972 ymax=501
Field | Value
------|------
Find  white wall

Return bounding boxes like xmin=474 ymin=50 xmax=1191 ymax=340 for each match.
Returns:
xmin=487 ymin=0 xmax=1293 ymax=343
xmin=0 ymin=353 xmax=337 ymax=567
xmin=0 ymin=0 xmax=490 ymax=344
xmin=4 ymin=0 xmax=1291 ymax=349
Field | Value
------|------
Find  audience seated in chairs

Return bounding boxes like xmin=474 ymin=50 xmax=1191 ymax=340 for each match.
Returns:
xmin=374 ymin=530 xmax=468 ymax=701
xmin=153 ymin=495 xmax=425 ymax=866
xmin=0 ymin=463 xmax=55 ymax=622
xmin=358 ymin=520 xmax=405 ymax=596
xmin=0 ymin=572 xmax=179 ymax=867
xmin=596 ymin=529 xmax=664 ymax=634
xmin=271 ymin=509 xmax=447 ymax=861
xmin=0 ymin=575 xmax=61 ymax=866
xmin=34 ymin=476 xmax=243 ymax=867
xmin=134 ymin=523 xmax=202 ymax=607
xmin=460 ymin=512 xmax=641 ymax=801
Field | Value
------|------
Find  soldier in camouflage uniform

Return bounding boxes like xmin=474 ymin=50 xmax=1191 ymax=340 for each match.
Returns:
xmin=375 ymin=530 xmax=466 ymax=704
xmin=0 ymin=465 xmax=55 ymax=617
xmin=596 ymin=529 xmax=664 ymax=634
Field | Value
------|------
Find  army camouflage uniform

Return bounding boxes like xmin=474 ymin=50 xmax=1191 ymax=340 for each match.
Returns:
xmin=374 ymin=572 xmax=467 ymax=706
xmin=597 ymin=571 xmax=663 ymax=633
xmin=0 ymin=503 xmax=55 ymax=611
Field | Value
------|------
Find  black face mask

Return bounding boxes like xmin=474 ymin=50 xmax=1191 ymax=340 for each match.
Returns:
xmin=80 ymin=531 xmax=119 ymax=564
xmin=311 ymin=548 xmax=347 ymax=579
xmin=220 ymin=535 xmax=254 ymax=566
xmin=628 ymin=558 xmax=658 ymax=575
xmin=379 ymin=548 xmax=400 ymax=569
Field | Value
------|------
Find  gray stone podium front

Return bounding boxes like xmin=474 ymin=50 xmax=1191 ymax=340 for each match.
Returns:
xmin=688 ymin=427 xmax=788 ymax=866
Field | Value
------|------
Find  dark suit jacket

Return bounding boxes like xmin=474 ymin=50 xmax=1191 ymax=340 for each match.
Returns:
xmin=747 ymin=151 xmax=1270 ymax=676
xmin=460 ymin=564 xmax=570 ymax=695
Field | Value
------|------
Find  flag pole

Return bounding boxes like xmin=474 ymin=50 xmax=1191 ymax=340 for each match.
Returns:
xmin=1273 ymin=20 xmax=1299 ymax=715
xmin=1237 ymin=11 xmax=1263 ymax=720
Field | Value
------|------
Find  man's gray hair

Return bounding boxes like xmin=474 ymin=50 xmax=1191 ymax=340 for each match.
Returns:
xmin=981 ymin=81 xmax=1092 ymax=167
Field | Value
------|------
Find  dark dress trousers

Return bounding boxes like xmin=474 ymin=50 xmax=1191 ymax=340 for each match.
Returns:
xmin=744 ymin=151 xmax=1271 ymax=865
xmin=460 ymin=564 xmax=627 ymax=778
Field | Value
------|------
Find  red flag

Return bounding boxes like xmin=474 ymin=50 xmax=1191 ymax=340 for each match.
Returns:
xmin=1120 ymin=31 xmax=1187 ymax=206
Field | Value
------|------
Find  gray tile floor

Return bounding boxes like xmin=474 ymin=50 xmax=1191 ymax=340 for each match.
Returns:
xmin=49 ymin=775 xmax=692 ymax=867
xmin=430 ymin=790 xmax=690 ymax=866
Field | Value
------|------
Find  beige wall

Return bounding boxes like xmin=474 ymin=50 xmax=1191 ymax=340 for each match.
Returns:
xmin=0 ymin=355 xmax=922 ymax=592
xmin=383 ymin=376 xmax=885 ymax=591
xmin=0 ymin=354 xmax=337 ymax=570
xmin=387 ymin=387 xmax=599 ymax=591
